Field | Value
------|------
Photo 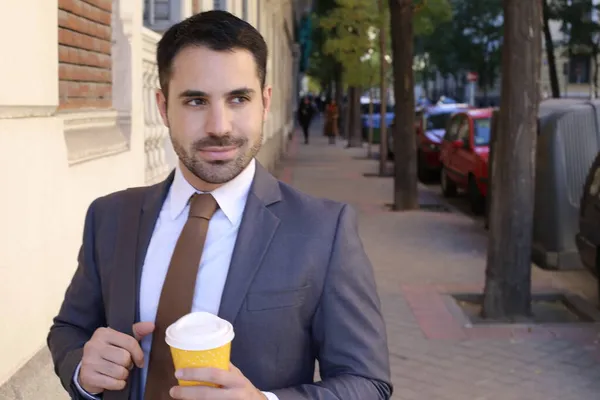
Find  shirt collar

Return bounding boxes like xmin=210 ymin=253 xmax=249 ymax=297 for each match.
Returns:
xmin=169 ymin=159 xmax=256 ymax=226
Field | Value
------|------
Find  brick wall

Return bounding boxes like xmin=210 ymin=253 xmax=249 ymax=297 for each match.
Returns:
xmin=58 ymin=0 xmax=112 ymax=110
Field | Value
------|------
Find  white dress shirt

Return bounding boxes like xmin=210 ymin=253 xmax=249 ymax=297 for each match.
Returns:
xmin=75 ymin=159 xmax=278 ymax=400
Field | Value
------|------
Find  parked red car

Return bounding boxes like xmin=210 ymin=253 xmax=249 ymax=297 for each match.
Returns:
xmin=415 ymin=104 xmax=470 ymax=181
xmin=439 ymin=108 xmax=493 ymax=214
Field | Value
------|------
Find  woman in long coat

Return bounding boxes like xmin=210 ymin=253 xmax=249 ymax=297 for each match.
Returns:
xmin=323 ymin=100 xmax=339 ymax=145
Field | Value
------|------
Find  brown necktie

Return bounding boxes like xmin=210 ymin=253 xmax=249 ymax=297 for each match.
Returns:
xmin=144 ymin=193 xmax=218 ymax=399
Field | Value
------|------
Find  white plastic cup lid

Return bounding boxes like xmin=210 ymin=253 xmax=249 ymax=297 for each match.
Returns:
xmin=165 ymin=312 xmax=235 ymax=351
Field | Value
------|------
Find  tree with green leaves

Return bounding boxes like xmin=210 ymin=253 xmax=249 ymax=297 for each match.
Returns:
xmin=454 ymin=0 xmax=503 ymax=101
xmin=413 ymin=0 xmax=502 ymax=102
xmin=413 ymin=0 xmax=453 ymax=36
xmin=310 ymin=0 xmax=344 ymax=135
xmin=308 ymin=0 xmax=339 ymax=93
xmin=320 ymin=0 xmax=380 ymax=147
xmin=415 ymin=1 xmax=459 ymax=96
xmin=306 ymin=51 xmax=337 ymax=96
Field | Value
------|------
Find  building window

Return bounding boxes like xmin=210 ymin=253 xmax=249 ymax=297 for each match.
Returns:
xmin=144 ymin=0 xmax=180 ymax=32
xmin=144 ymin=0 xmax=171 ymax=25
xmin=214 ymin=0 xmax=226 ymax=10
xmin=242 ymin=0 xmax=248 ymax=20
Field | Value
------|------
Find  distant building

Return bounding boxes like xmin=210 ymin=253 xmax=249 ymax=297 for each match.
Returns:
xmin=541 ymin=12 xmax=598 ymax=99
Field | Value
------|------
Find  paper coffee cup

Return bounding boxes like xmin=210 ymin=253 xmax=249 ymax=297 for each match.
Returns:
xmin=165 ymin=311 xmax=235 ymax=387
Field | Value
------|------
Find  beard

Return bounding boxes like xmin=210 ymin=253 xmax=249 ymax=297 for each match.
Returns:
xmin=171 ymin=129 xmax=263 ymax=185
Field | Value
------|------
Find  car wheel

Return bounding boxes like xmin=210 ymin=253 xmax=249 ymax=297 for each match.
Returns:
xmin=484 ymin=195 xmax=490 ymax=230
xmin=469 ymin=175 xmax=485 ymax=215
xmin=417 ymin=151 xmax=437 ymax=183
xmin=441 ymin=166 xmax=457 ymax=197
xmin=417 ymin=151 xmax=428 ymax=182
xmin=596 ymin=261 xmax=600 ymax=304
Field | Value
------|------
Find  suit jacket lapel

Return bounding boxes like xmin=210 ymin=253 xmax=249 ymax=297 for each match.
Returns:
xmin=135 ymin=172 xmax=175 ymax=321
xmin=104 ymin=171 xmax=174 ymax=400
xmin=104 ymin=190 xmax=141 ymax=400
xmin=218 ymin=163 xmax=282 ymax=323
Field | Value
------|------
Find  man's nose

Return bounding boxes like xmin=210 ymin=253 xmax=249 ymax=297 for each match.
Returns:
xmin=205 ymin=102 xmax=232 ymax=136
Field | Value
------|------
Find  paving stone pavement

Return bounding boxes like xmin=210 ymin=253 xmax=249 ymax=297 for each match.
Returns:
xmin=278 ymin=123 xmax=600 ymax=400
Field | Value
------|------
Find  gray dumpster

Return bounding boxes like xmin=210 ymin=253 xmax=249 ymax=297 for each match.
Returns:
xmin=532 ymin=100 xmax=600 ymax=270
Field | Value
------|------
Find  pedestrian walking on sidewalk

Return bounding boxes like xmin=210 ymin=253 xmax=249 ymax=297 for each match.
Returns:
xmin=324 ymin=100 xmax=339 ymax=145
xmin=47 ymin=10 xmax=392 ymax=400
xmin=297 ymin=95 xmax=315 ymax=144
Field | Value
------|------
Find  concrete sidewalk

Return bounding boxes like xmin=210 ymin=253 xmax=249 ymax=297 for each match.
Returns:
xmin=279 ymin=126 xmax=600 ymax=400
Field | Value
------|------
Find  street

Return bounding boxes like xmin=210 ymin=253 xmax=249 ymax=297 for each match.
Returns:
xmin=279 ymin=123 xmax=600 ymax=400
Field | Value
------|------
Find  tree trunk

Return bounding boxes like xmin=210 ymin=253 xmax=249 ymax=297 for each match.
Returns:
xmin=485 ymin=109 xmax=501 ymax=230
xmin=347 ymin=86 xmax=363 ymax=147
xmin=451 ymin=72 xmax=460 ymax=100
xmin=343 ymin=89 xmax=350 ymax=140
xmin=482 ymin=0 xmax=542 ymax=321
xmin=368 ymin=89 xmax=375 ymax=158
xmin=424 ymin=72 xmax=430 ymax=99
xmin=355 ymin=87 xmax=363 ymax=145
xmin=443 ymin=74 xmax=449 ymax=96
xmin=389 ymin=0 xmax=418 ymax=210
xmin=593 ymin=54 xmax=598 ymax=99
xmin=482 ymin=82 xmax=489 ymax=105
xmin=379 ymin=0 xmax=389 ymax=176
xmin=334 ymin=63 xmax=344 ymax=137
xmin=542 ymin=0 xmax=560 ymax=98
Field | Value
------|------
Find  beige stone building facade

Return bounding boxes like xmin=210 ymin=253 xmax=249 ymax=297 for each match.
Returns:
xmin=0 ymin=0 xmax=303 ymax=397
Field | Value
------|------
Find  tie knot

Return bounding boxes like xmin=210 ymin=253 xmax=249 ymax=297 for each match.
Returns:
xmin=189 ymin=193 xmax=218 ymax=220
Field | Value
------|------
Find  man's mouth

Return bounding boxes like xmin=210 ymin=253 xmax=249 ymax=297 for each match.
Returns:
xmin=197 ymin=146 xmax=239 ymax=161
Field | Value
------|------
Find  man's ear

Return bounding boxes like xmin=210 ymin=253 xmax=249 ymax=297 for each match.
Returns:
xmin=156 ymin=89 xmax=170 ymax=127
xmin=262 ymin=85 xmax=272 ymax=122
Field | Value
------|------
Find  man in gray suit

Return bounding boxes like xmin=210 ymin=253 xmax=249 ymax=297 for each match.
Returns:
xmin=47 ymin=10 xmax=392 ymax=400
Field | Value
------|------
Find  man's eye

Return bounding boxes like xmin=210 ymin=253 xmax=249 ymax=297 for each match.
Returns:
xmin=187 ymin=98 xmax=207 ymax=106
xmin=231 ymin=96 xmax=250 ymax=104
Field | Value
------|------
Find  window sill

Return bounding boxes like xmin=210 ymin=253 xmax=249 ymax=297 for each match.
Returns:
xmin=0 ymin=105 xmax=58 ymax=119
xmin=60 ymin=109 xmax=130 ymax=166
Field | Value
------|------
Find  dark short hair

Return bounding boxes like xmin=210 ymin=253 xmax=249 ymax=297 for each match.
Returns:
xmin=157 ymin=10 xmax=268 ymax=97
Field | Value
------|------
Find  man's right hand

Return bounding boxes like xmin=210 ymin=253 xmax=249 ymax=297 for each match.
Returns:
xmin=78 ymin=322 xmax=155 ymax=394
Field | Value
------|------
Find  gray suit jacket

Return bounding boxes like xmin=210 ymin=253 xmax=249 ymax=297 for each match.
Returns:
xmin=47 ymin=163 xmax=392 ymax=400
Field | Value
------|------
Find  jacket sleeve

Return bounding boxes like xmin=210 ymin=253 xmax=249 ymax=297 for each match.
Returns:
xmin=272 ymin=204 xmax=393 ymax=400
xmin=47 ymin=199 xmax=107 ymax=399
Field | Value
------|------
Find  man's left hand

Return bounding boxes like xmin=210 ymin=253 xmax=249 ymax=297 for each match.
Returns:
xmin=170 ymin=363 xmax=267 ymax=400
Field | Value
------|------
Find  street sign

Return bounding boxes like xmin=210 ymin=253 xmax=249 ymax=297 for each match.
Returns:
xmin=467 ymin=72 xmax=478 ymax=82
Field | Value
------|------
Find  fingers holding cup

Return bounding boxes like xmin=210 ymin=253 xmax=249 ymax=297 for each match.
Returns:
xmin=165 ymin=312 xmax=235 ymax=387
